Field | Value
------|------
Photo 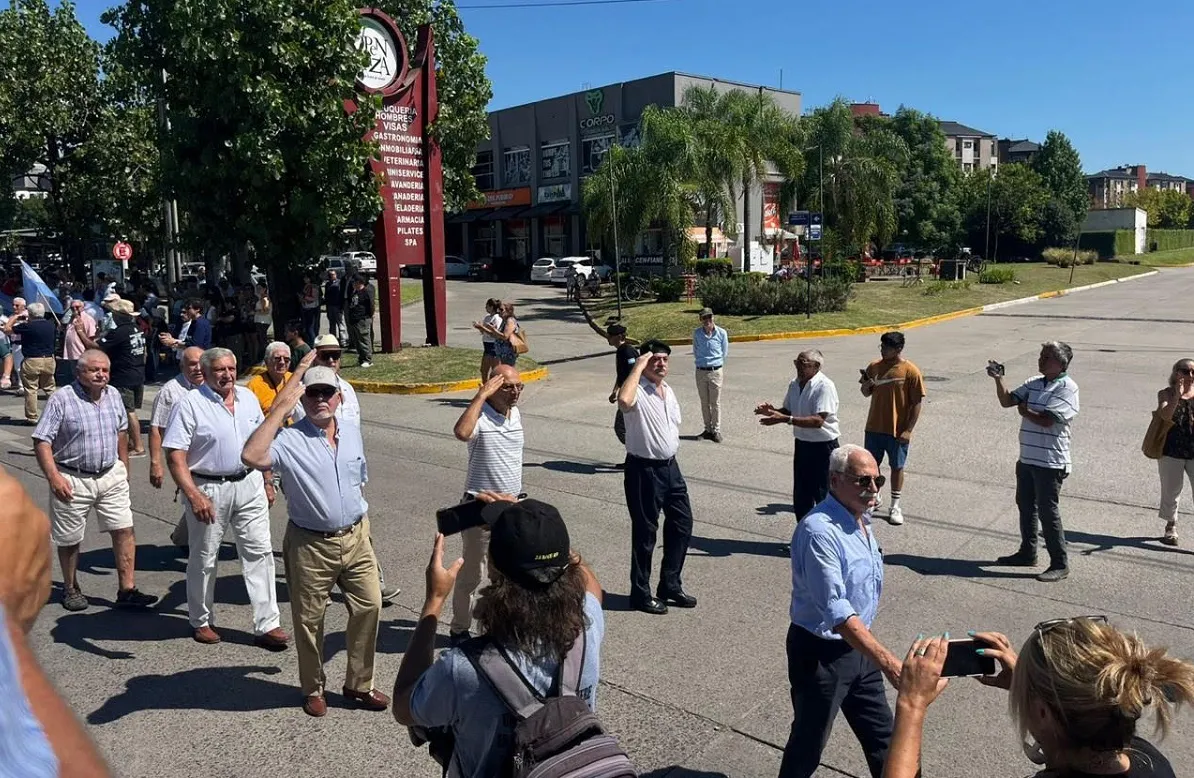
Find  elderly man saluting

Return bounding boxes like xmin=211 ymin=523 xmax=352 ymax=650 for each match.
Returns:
xmin=163 ymin=347 xmax=290 ymax=649
xmin=780 ymin=444 xmax=899 ymax=778
xmin=242 ymin=362 xmax=387 ymax=718
xmin=32 ymin=350 xmax=157 ymax=611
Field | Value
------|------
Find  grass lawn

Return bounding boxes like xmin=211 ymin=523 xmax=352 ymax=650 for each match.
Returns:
xmin=339 ymin=346 xmax=539 ymax=385
xmin=1124 ymin=247 xmax=1194 ymax=267
xmin=400 ymin=279 xmax=424 ymax=306
xmin=584 ymin=262 xmax=1153 ymax=342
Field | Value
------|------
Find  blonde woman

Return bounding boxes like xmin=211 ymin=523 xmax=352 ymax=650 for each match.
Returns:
xmin=480 ymin=301 xmax=520 ymax=367
xmin=471 ymin=298 xmax=503 ymax=380
xmin=885 ymin=617 xmax=1193 ymax=777
xmin=1155 ymin=358 xmax=1194 ymax=546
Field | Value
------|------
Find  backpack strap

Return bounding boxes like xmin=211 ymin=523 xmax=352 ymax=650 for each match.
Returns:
xmin=552 ymin=632 xmax=586 ymax=697
xmin=459 ymin=637 xmax=545 ymax=721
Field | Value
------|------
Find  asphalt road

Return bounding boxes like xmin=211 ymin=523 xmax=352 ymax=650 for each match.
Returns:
xmin=5 ymin=268 xmax=1194 ymax=777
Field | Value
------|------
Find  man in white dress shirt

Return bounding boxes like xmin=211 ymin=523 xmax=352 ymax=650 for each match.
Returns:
xmin=617 ymin=340 xmax=695 ymax=616
xmin=163 ymin=347 xmax=293 ymax=648
xmin=148 ymin=346 xmax=204 ymax=550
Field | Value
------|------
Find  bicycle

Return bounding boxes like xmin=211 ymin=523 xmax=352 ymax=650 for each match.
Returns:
xmin=965 ymin=255 xmax=988 ymax=275
xmin=621 ymin=275 xmax=651 ymax=302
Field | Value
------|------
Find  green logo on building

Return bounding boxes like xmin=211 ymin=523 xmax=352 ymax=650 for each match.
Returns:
xmin=584 ymin=89 xmax=604 ymax=115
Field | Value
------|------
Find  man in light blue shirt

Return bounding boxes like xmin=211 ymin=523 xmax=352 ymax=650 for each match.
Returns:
xmin=242 ymin=362 xmax=386 ymax=718
xmin=781 ymin=444 xmax=901 ymax=778
xmin=692 ymin=308 xmax=729 ymax=442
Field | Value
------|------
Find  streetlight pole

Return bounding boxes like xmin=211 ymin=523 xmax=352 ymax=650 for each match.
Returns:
xmin=609 ymin=158 xmax=623 ymax=320
xmin=804 ymin=144 xmax=823 ymax=320
xmin=984 ymin=172 xmax=992 ymax=261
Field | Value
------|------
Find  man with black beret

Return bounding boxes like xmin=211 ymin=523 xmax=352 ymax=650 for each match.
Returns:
xmin=616 ymin=339 xmax=696 ymax=615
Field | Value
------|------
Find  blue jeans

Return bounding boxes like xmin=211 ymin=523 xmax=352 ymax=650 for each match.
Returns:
xmin=864 ymin=431 xmax=909 ymax=470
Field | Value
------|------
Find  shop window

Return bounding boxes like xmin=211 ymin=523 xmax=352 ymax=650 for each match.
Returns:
xmin=541 ymin=140 xmax=570 ymax=180
xmin=543 ymin=215 xmax=568 ymax=258
xmin=472 ymin=150 xmax=493 ymax=191
xmin=580 ymin=134 xmax=615 ymax=176
xmin=503 ymin=146 xmax=531 ymax=187
xmin=473 ymin=223 xmax=496 ymax=260
xmin=506 ymin=219 xmax=530 ymax=264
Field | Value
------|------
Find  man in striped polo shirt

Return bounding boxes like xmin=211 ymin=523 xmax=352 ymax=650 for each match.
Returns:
xmin=448 ymin=364 xmax=525 ymax=644
xmin=990 ymin=341 xmax=1080 ymax=582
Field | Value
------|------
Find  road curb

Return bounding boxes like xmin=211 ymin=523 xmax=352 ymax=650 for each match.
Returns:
xmin=599 ymin=269 xmax=1161 ymax=347
xmin=242 ymin=364 xmax=550 ymax=395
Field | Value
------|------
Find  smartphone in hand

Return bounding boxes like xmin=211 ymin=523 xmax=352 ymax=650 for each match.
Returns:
xmin=435 ymin=498 xmax=488 ymax=536
xmin=859 ymin=368 xmax=870 ymax=381
xmin=986 ymin=360 xmax=1005 ymax=378
xmin=941 ymin=639 xmax=997 ymax=677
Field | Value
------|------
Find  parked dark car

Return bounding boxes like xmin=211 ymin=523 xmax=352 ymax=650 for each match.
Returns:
xmin=468 ymin=258 xmax=497 ymax=281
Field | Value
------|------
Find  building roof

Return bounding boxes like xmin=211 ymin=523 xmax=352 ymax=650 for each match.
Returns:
xmin=1004 ymin=140 xmax=1040 ymax=153
xmin=939 ymin=120 xmax=994 ymax=138
xmin=1147 ymin=171 xmax=1193 ymax=183
xmin=1087 ymin=167 xmax=1137 ymax=180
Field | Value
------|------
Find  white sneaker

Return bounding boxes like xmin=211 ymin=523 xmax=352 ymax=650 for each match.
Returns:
xmin=359 ymin=361 xmax=373 ymax=368
xmin=886 ymin=503 xmax=904 ymax=526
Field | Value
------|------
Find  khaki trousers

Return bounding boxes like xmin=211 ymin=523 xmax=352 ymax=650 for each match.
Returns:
xmin=21 ymin=356 xmax=55 ymax=421
xmin=449 ymin=525 xmax=489 ymax=633
xmin=694 ymin=367 xmax=724 ymax=433
xmin=282 ymin=518 xmax=381 ymax=696
xmin=1158 ymin=455 xmax=1194 ymax=523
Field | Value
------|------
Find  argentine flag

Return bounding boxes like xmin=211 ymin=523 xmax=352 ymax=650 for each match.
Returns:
xmin=20 ymin=260 xmax=63 ymax=316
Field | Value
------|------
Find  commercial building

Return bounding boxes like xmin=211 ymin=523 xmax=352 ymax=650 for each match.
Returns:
xmin=446 ymin=72 xmax=801 ymax=273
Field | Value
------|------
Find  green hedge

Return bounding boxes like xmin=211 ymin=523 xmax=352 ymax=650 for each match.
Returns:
xmin=692 ymin=258 xmax=734 ymax=277
xmin=1148 ymin=230 xmax=1194 ymax=252
xmin=650 ymin=277 xmax=684 ymax=303
xmin=1078 ymin=230 xmax=1135 ymax=258
xmin=697 ymin=275 xmax=851 ymax=315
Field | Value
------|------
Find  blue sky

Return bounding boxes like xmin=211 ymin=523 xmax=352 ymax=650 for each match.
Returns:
xmin=75 ymin=0 xmax=1194 ymax=176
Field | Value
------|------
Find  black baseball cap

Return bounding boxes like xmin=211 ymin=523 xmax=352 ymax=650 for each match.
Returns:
xmin=639 ymin=339 xmax=671 ymax=356
xmin=481 ymin=499 xmax=571 ymax=589
xmin=606 ymin=324 xmax=627 ymax=337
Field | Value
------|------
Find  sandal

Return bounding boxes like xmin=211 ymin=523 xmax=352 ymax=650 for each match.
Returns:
xmin=1162 ymin=522 xmax=1179 ymax=546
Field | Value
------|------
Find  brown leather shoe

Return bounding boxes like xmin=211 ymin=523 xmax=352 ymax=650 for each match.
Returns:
xmin=302 ymin=694 xmax=327 ymax=718
xmin=342 ymin=687 xmax=390 ymax=711
xmin=253 ymin=628 xmax=290 ymax=651
xmin=193 ymin=626 xmax=221 ymax=644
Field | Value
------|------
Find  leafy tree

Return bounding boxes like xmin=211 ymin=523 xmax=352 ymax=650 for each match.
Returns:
xmin=373 ymin=0 xmax=491 ymax=213
xmin=888 ymin=107 xmax=962 ymax=249
xmin=961 ymin=163 xmax=1049 ymax=257
xmin=1031 ymin=130 xmax=1087 ymax=224
xmin=1121 ymin=187 xmax=1191 ymax=229
xmin=104 ymin=0 xmax=381 ymax=323
xmin=1040 ymin=197 xmax=1079 ymax=248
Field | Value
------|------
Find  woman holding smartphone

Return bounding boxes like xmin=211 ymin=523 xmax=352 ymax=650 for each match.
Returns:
xmin=1155 ymin=358 xmax=1194 ymax=546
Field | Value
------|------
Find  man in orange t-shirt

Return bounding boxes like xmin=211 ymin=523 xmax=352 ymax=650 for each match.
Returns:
xmin=859 ymin=331 xmax=925 ymax=527
xmin=247 ymin=341 xmax=293 ymax=417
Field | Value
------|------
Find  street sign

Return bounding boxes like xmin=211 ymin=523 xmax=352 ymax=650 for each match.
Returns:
xmin=810 ymin=212 xmax=823 ymax=226
xmin=809 ymin=224 xmax=822 ymax=241
xmin=788 ymin=211 xmax=810 ymax=227
xmin=112 ymin=242 xmax=133 ymax=262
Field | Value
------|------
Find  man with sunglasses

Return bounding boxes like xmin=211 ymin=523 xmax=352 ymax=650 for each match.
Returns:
xmin=781 ymin=444 xmax=898 ymax=778
xmin=448 ymin=364 xmax=525 ymax=644
xmin=990 ymin=340 xmax=1080 ymax=583
xmin=618 ymin=340 xmax=696 ymax=615
xmin=242 ymin=363 xmax=387 ymax=717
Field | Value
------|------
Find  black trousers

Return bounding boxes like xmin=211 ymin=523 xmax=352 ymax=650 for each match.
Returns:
xmin=793 ymin=438 xmax=838 ymax=521
xmin=613 ymin=409 xmax=626 ymax=444
xmin=1015 ymin=461 xmax=1068 ymax=567
xmin=779 ymin=624 xmax=893 ymax=778
xmin=624 ymin=455 xmax=693 ymax=603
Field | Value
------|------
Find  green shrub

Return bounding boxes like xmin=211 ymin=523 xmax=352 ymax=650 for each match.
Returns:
xmin=1042 ymin=247 xmax=1097 ymax=267
xmin=696 ymin=275 xmax=851 ymax=315
xmin=1148 ymin=230 xmax=1194 ymax=252
xmin=978 ymin=266 xmax=1017 ymax=284
xmin=1078 ymin=230 xmax=1136 ymax=259
xmin=692 ymin=258 xmax=734 ymax=278
xmin=1115 ymin=230 xmax=1136 ymax=256
xmin=650 ymin=277 xmax=684 ymax=303
xmin=921 ymin=280 xmax=971 ymax=296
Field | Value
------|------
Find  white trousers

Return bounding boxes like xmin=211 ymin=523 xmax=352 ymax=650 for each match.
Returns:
xmin=449 ymin=526 xmax=489 ymax=633
xmin=183 ymin=471 xmax=280 ymax=634
xmin=1158 ymin=456 xmax=1194 ymax=523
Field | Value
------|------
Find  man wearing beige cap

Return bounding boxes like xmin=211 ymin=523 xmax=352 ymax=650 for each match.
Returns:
xmin=242 ymin=363 xmax=387 ymax=717
xmin=692 ymin=308 xmax=729 ymax=442
xmin=77 ymin=298 xmax=148 ymax=457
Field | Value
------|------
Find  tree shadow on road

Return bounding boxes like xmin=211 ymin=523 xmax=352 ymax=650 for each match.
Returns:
xmin=323 ymin=616 xmax=449 ymax=662
xmin=688 ymin=535 xmax=787 ymax=559
xmin=86 ymin=665 xmax=293 ymax=724
xmin=883 ymin=553 xmax=1039 ymax=580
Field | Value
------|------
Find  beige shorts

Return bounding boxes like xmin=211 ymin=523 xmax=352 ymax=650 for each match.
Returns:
xmin=49 ymin=461 xmax=134 ymax=546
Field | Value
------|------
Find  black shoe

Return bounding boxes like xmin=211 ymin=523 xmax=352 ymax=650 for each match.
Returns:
xmin=657 ymin=589 xmax=697 ymax=608
xmin=448 ymin=629 xmax=472 ymax=647
xmin=631 ymin=597 xmax=668 ymax=615
xmin=613 ymin=462 xmax=626 ymax=470
xmin=779 ymin=543 xmax=791 ymax=556
xmin=115 ymin=588 xmax=159 ymax=608
xmin=994 ymin=550 xmax=1038 ymax=566
xmin=1036 ymin=566 xmax=1069 ymax=583
xmin=710 ymin=431 xmax=723 ymax=443
xmin=699 ymin=430 xmax=713 ymax=440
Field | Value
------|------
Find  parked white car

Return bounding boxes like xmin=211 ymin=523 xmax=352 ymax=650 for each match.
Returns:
xmin=530 ymin=257 xmax=558 ymax=283
xmin=550 ymin=257 xmax=610 ymax=285
xmin=341 ymin=251 xmax=378 ymax=276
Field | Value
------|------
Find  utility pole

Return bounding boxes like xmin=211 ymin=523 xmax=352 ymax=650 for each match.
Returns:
xmin=609 ymin=157 xmax=623 ymax=320
xmin=158 ymin=66 xmax=179 ymax=286
xmin=984 ymin=172 xmax=992 ymax=261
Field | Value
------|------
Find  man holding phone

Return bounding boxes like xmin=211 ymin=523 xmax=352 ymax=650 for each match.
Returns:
xmin=859 ymin=331 xmax=925 ymax=526
xmin=782 ymin=444 xmax=898 ymax=778
xmin=241 ymin=362 xmax=387 ymax=717
xmin=449 ymin=364 xmax=525 ymax=645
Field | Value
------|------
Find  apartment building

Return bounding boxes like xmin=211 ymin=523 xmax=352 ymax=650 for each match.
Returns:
xmin=998 ymin=138 xmax=1040 ymax=166
xmin=939 ymin=121 xmax=998 ymax=173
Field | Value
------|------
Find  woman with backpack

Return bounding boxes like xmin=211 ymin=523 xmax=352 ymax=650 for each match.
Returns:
xmin=479 ymin=302 xmax=523 ymax=367
xmin=392 ymin=494 xmax=634 ymax=778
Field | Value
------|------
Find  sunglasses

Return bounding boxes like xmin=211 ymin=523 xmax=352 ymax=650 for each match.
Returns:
xmin=1178 ymin=368 xmax=1194 ymax=376
xmin=844 ymin=473 xmax=885 ymax=489
xmin=318 ymin=351 xmax=342 ymax=361
xmin=304 ymin=387 xmax=337 ymax=401
xmin=1034 ymin=615 xmax=1107 ymax=638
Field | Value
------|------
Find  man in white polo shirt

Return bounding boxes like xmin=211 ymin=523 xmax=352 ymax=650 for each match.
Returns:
xmin=989 ymin=340 xmax=1080 ymax=583
xmin=163 ymin=346 xmax=295 ymax=647
xmin=448 ymin=363 xmax=524 ymax=644
xmin=618 ymin=340 xmax=695 ymax=615
xmin=755 ymin=349 xmax=840 ymax=542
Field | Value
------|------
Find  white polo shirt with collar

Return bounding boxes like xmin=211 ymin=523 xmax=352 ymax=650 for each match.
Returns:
xmin=162 ymin=384 xmax=264 ymax=475
xmin=783 ymin=370 xmax=840 ymax=443
xmin=623 ymin=377 xmax=681 ymax=460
